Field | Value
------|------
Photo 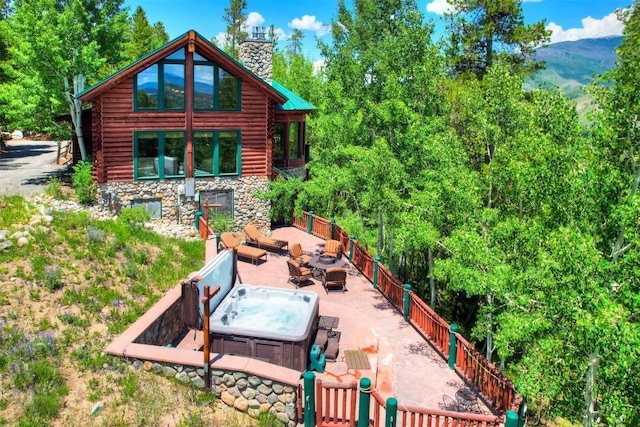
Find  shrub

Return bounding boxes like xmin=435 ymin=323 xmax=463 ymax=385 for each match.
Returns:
xmin=72 ymin=159 xmax=97 ymax=205
xmin=118 ymin=207 xmax=151 ymax=229
xmin=45 ymin=177 xmax=66 ymax=200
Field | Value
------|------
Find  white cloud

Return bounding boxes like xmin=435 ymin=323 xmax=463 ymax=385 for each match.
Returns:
xmin=245 ymin=11 xmax=265 ymax=29
xmin=548 ymin=11 xmax=625 ymax=43
xmin=426 ymin=0 xmax=454 ymax=15
xmin=289 ymin=15 xmax=330 ymax=36
xmin=213 ymin=32 xmax=226 ymax=47
xmin=273 ymin=27 xmax=287 ymax=41
xmin=313 ymin=59 xmax=325 ymax=75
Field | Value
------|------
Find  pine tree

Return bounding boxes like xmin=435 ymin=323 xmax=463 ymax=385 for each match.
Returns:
xmin=444 ymin=0 xmax=549 ymax=78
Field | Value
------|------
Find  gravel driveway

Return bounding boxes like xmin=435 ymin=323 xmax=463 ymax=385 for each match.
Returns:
xmin=0 ymin=139 xmax=70 ymax=197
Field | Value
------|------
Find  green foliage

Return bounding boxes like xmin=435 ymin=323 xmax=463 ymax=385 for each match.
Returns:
xmin=72 ymin=159 xmax=97 ymax=205
xmin=126 ymin=6 xmax=168 ymax=62
xmin=221 ymin=0 xmax=247 ymax=58
xmin=208 ymin=211 xmax=234 ymax=232
xmin=0 ymin=195 xmax=31 ymax=227
xmin=1 ymin=328 xmax=68 ymax=425
xmin=45 ymin=177 xmax=66 ymax=200
xmin=0 ymin=0 xmax=127 ymax=139
xmin=117 ymin=207 xmax=151 ymax=229
xmin=444 ymin=0 xmax=550 ymax=78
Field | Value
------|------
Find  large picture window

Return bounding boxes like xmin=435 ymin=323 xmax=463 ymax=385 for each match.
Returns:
xmin=194 ymin=130 xmax=241 ymax=176
xmin=134 ymin=131 xmax=185 ymax=179
xmin=193 ymin=56 xmax=240 ymax=111
xmin=135 ymin=49 xmax=240 ymax=111
xmin=135 ymin=49 xmax=185 ymax=110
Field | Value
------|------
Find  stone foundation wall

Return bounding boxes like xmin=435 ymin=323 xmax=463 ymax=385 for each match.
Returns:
xmin=130 ymin=360 xmax=298 ymax=427
xmin=97 ymin=176 xmax=271 ymax=230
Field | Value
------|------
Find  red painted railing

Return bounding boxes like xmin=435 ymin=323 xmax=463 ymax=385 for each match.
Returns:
xmin=316 ymin=379 xmax=358 ymax=427
xmin=408 ymin=293 xmax=450 ymax=357
xmin=368 ymin=390 xmax=501 ymax=427
xmin=293 ymin=211 xmax=522 ymax=422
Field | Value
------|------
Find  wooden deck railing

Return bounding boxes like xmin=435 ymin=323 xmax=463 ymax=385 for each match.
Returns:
xmin=368 ymin=390 xmax=502 ymax=427
xmin=316 ymin=379 xmax=358 ymax=427
xmin=408 ymin=293 xmax=450 ymax=357
xmin=293 ymin=211 xmax=522 ymax=423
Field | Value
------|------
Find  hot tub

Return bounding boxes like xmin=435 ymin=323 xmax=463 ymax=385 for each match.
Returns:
xmin=209 ymin=284 xmax=319 ymax=371
xmin=189 ymin=249 xmax=319 ymax=372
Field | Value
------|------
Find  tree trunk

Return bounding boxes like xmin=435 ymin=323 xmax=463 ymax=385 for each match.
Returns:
xmin=377 ymin=210 xmax=383 ymax=258
xmin=63 ymin=75 xmax=87 ymax=160
xmin=486 ymin=293 xmax=494 ymax=361
xmin=429 ymin=247 xmax=435 ymax=309
xmin=611 ymin=160 xmax=640 ymax=261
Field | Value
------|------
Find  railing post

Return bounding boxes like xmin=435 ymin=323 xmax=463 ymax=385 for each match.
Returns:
xmin=373 ymin=256 xmax=381 ymax=289
xmin=330 ymin=219 xmax=335 ymax=240
xmin=357 ymin=378 xmax=371 ymax=427
xmin=303 ymin=371 xmax=315 ymax=427
xmin=505 ymin=410 xmax=519 ymax=427
xmin=448 ymin=324 xmax=459 ymax=370
xmin=349 ymin=235 xmax=355 ymax=262
xmin=385 ymin=397 xmax=397 ymax=427
xmin=194 ymin=210 xmax=202 ymax=229
xmin=307 ymin=211 xmax=314 ymax=234
xmin=403 ymin=284 xmax=412 ymax=321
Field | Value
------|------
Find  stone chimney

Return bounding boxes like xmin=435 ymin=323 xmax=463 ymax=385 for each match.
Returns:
xmin=238 ymin=26 xmax=272 ymax=83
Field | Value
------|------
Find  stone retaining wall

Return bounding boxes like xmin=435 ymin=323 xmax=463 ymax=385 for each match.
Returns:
xmin=97 ymin=176 xmax=271 ymax=230
xmin=133 ymin=299 xmax=183 ymax=346
xmin=130 ymin=359 xmax=298 ymax=427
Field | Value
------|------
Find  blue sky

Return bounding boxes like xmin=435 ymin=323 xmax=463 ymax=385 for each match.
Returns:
xmin=124 ymin=0 xmax=631 ymax=62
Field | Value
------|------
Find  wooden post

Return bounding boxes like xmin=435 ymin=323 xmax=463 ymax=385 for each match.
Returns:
xmin=201 ymin=284 xmax=220 ymax=390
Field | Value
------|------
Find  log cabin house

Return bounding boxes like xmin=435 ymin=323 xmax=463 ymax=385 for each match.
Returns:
xmin=75 ymin=29 xmax=315 ymax=228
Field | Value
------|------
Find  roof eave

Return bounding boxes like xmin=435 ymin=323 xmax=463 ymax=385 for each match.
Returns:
xmin=78 ymin=30 xmax=287 ymax=105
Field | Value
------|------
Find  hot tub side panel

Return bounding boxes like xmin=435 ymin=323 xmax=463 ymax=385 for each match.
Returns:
xmin=211 ymin=300 xmax=319 ymax=372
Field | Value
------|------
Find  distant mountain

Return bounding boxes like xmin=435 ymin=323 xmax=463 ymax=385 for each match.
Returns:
xmin=526 ymin=36 xmax=622 ymax=100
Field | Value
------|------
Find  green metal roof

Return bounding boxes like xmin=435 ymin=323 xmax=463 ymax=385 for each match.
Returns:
xmin=272 ymin=80 xmax=316 ymax=111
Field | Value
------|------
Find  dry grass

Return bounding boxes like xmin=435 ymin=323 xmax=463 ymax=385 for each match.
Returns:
xmin=0 ymin=194 xmax=271 ymax=426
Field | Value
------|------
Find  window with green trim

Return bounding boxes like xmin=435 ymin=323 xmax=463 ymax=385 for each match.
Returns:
xmin=194 ymin=130 xmax=241 ymax=176
xmin=134 ymin=131 xmax=185 ymax=180
xmin=274 ymin=121 xmax=304 ymax=166
xmin=135 ymin=49 xmax=185 ymax=110
xmin=193 ymin=56 xmax=240 ymax=111
xmin=274 ymin=123 xmax=285 ymax=161
xmin=289 ymin=122 xmax=300 ymax=159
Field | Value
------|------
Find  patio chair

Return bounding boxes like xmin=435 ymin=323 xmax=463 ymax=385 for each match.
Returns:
xmin=243 ymin=224 xmax=288 ymax=253
xmin=442 ymin=395 xmax=460 ymax=412
xmin=323 ymin=239 xmax=343 ymax=258
xmin=289 ymin=243 xmax=312 ymax=266
xmin=287 ymin=259 xmax=314 ymax=288
xmin=321 ymin=266 xmax=347 ymax=293
xmin=219 ymin=232 xmax=267 ymax=265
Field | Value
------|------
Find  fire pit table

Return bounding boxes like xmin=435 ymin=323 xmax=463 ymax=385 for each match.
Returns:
xmin=307 ymin=255 xmax=347 ymax=279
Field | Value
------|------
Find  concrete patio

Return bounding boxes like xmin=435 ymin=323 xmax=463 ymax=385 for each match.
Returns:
xmin=209 ymin=225 xmax=495 ymax=414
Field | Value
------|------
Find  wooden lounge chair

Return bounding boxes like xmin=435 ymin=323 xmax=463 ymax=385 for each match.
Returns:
xmin=243 ymin=224 xmax=288 ymax=253
xmin=287 ymin=259 xmax=314 ymax=288
xmin=321 ymin=266 xmax=347 ymax=293
xmin=323 ymin=239 xmax=343 ymax=258
xmin=219 ymin=232 xmax=267 ymax=265
xmin=289 ymin=243 xmax=312 ymax=266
